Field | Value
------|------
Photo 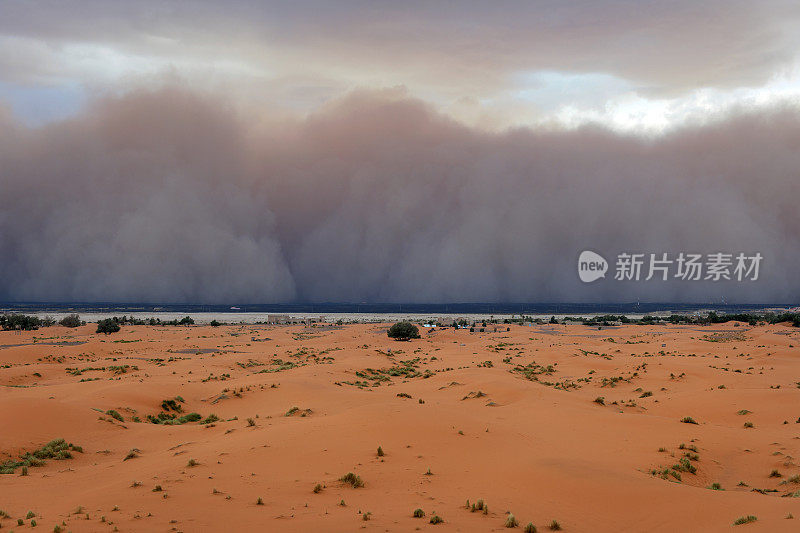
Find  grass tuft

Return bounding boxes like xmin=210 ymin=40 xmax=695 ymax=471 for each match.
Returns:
xmin=339 ymin=472 xmax=364 ymax=488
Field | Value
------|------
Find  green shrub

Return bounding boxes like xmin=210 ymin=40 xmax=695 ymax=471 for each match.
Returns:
xmin=96 ymin=319 xmax=120 ymax=334
xmin=733 ymin=515 xmax=757 ymax=525
xmin=59 ymin=314 xmax=82 ymax=328
xmin=387 ymin=322 xmax=420 ymax=340
xmin=413 ymin=508 xmax=425 ymax=518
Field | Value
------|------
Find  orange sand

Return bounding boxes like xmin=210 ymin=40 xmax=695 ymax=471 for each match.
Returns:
xmin=1 ymin=321 xmax=800 ymax=531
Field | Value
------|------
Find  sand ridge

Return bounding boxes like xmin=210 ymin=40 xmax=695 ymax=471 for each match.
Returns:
xmin=1 ymin=321 xmax=800 ymax=531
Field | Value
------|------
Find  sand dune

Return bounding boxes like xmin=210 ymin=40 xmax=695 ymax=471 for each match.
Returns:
xmin=1 ymin=321 xmax=799 ymax=531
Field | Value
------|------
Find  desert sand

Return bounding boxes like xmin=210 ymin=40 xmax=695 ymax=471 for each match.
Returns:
xmin=1 ymin=321 xmax=800 ymax=532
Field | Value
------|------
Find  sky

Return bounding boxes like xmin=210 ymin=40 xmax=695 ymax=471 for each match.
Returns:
xmin=3 ymin=1 xmax=800 ymax=132
xmin=1 ymin=1 xmax=799 ymax=303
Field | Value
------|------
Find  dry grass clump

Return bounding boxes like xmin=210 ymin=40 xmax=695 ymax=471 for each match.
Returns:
xmin=339 ymin=472 xmax=364 ymax=488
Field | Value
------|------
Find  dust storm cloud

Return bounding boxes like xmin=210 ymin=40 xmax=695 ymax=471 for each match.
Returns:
xmin=1 ymin=88 xmax=798 ymax=303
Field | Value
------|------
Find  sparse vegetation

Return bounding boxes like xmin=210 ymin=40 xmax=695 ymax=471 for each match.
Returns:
xmin=733 ymin=515 xmax=757 ymax=525
xmin=339 ymin=472 xmax=364 ymax=488
xmin=0 ymin=438 xmax=81 ymax=474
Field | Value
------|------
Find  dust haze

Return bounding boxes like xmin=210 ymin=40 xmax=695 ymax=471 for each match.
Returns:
xmin=1 ymin=88 xmax=797 ymax=303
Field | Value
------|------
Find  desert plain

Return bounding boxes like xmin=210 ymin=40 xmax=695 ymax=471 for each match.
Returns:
xmin=1 ymin=320 xmax=800 ymax=532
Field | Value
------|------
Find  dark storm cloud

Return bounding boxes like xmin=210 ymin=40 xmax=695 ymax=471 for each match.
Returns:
xmin=0 ymin=87 xmax=797 ymax=303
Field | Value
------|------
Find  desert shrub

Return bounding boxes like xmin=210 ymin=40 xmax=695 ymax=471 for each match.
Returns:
xmin=201 ymin=414 xmax=219 ymax=424
xmin=210 ymin=320 xmax=221 ymax=327
xmin=339 ymin=472 xmax=364 ymax=488
xmin=549 ymin=520 xmax=562 ymax=531
xmin=429 ymin=514 xmax=443 ymax=524
xmin=377 ymin=446 xmax=384 ymax=457
xmin=106 ymin=410 xmax=124 ymax=422
xmin=161 ymin=399 xmax=182 ymax=412
xmin=505 ymin=513 xmax=518 ymax=527
xmin=413 ymin=508 xmax=425 ymax=518
xmin=313 ymin=483 xmax=323 ymax=493
xmin=733 ymin=515 xmax=757 ymax=525
xmin=59 ymin=314 xmax=82 ymax=328
xmin=175 ymin=412 xmax=201 ymax=424
xmin=96 ymin=319 xmax=120 ymax=334
xmin=178 ymin=316 xmax=195 ymax=325
xmin=0 ymin=314 xmax=41 ymax=331
xmin=387 ymin=321 xmax=420 ymax=340
xmin=524 ymin=523 xmax=537 ymax=533
xmin=680 ymin=416 xmax=698 ymax=424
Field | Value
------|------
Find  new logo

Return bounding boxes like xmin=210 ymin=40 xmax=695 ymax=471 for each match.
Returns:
xmin=578 ymin=250 xmax=608 ymax=283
